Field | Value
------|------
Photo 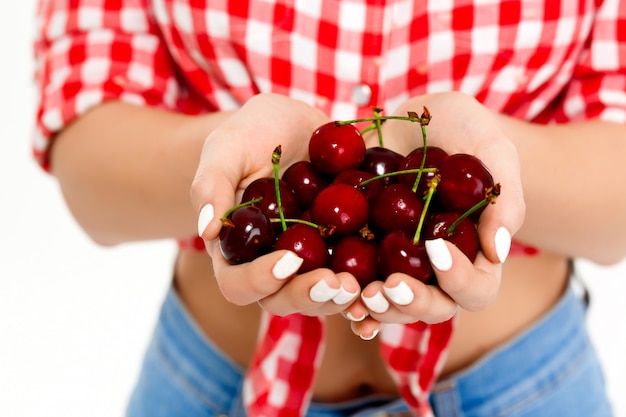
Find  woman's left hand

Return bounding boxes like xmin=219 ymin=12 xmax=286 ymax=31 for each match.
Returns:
xmin=345 ymin=92 xmax=526 ymax=338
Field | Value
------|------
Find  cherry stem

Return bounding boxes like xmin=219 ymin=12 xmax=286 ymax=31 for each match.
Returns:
xmin=358 ymin=167 xmax=437 ymax=187
xmin=413 ymin=175 xmax=439 ymax=244
xmin=373 ymin=107 xmax=384 ymax=147
xmin=220 ymin=197 xmax=263 ymax=226
xmin=446 ymin=183 xmax=502 ymax=235
xmin=336 ymin=108 xmax=431 ymax=128
xmin=270 ymin=218 xmax=336 ymax=238
xmin=272 ymin=145 xmax=288 ymax=232
xmin=412 ymin=123 xmax=430 ymax=193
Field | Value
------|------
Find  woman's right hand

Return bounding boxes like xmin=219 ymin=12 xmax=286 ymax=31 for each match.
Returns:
xmin=191 ymin=93 xmax=362 ymax=318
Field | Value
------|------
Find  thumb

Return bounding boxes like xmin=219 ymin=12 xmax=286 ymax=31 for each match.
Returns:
xmin=193 ymin=168 xmax=238 ymax=242
xmin=191 ymin=136 xmax=243 ymax=241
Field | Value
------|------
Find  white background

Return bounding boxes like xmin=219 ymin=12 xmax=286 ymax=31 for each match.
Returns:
xmin=1 ymin=2 xmax=624 ymax=417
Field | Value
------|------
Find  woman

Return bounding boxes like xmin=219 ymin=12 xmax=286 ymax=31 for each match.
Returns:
xmin=33 ymin=1 xmax=625 ymax=415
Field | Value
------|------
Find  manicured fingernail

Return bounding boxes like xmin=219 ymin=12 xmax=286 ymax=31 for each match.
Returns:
xmin=361 ymin=291 xmax=389 ymax=314
xmin=425 ymin=238 xmax=452 ymax=271
xmin=197 ymin=204 xmax=214 ymax=237
xmin=344 ymin=311 xmax=367 ymax=322
xmin=333 ymin=286 xmax=359 ymax=305
xmin=272 ymin=252 xmax=303 ymax=280
xmin=360 ymin=328 xmax=379 ymax=341
xmin=495 ymin=227 xmax=511 ymax=263
xmin=310 ymin=280 xmax=341 ymax=303
xmin=383 ymin=281 xmax=414 ymax=306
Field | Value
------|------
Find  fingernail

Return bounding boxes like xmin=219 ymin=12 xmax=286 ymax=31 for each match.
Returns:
xmin=495 ymin=227 xmax=511 ymax=263
xmin=383 ymin=281 xmax=414 ymax=306
xmin=361 ymin=291 xmax=389 ymax=314
xmin=425 ymin=238 xmax=452 ymax=271
xmin=310 ymin=280 xmax=341 ymax=303
xmin=197 ymin=204 xmax=214 ymax=237
xmin=272 ymin=252 xmax=303 ymax=280
xmin=333 ymin=286 xmax=359 ymax=305
xmin=344 ymin=311 xmax=367 ymax=322
xmin=360 ymin=328 xmax=380 ymax=341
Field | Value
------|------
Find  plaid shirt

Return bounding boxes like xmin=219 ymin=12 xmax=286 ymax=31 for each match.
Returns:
xmin=34 ymin=1 xmax=626 ymax=416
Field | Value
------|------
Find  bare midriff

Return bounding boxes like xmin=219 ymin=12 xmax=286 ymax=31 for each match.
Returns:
xmin=174 ymin=249 xmax=569 ymax=403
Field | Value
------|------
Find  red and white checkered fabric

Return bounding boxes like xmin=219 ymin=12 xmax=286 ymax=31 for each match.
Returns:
xmin=33 ymin=1 xmax=626 ymax=416
xmin=243 ymin=312 xmax=454 ymax=417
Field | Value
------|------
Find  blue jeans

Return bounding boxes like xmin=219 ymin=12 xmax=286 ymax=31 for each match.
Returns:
xmin=126 ymin=278 xmax=613 ymax=417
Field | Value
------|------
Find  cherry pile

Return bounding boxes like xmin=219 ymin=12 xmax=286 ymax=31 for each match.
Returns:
xmin=219 ymin=108 xmax=500 ymax=287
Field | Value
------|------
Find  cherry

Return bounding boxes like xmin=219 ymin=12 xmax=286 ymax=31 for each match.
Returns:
xmin=241 ymin=177 xmax=300 ymax=233
xmin=377 ymin=230 xmax=434 ymax=283
xmin=274 ymin=223 xmax=330 ymax=273
xmin=369 ymin=183 xmax=424 ymax=235
xmin=424 ymin=212 xmax=480 ymax=262
xmin=308 ymin=122 xmax=366 ymax=176
xmin=219 ymin=205 xmax=275 ymax=264
xmin=397 ymin=146 xmax=448 ymax=197
xmin=332 ymin=169 xmax=384 ymax=203
xmin=360 ymin=147 xmax=404 ymax=186
xmin=281 ymin=160 xmax=328 ymax=209
xmin=217 ymin=106 xmax=502 ymax=288
xmin=436 ymin=153 xmax=495 ymax=216
xmin=330 ymin=235 xmax=379 ymax=287
xmin=310 ymin=183 xmax=370 ymax=236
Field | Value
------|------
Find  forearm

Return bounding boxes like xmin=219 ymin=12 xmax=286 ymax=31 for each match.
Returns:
xmin=501 ymin=116 xmax=626 ymax=265
xmin=50 ymin=101 xmax=234 ymax=245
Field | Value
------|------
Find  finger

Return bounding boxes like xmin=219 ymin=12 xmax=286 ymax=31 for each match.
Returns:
xmin=477 ymin=182 xmax=523 ymax=265
xmin=341 ymin=297 xmax=370 ymax=323
xmin=425 ymin=239 xmax=502 ymax=311
xmin=208 ymin=246 xmax=304 ymax=306
xmin=350 ymin=316 xmax=382 ymax=341
xmin=258 ymin=269 xmax=359 ymax=317
xmin=192 ymin=135 xmax=248 ymax=241
xmin=475 ymin=139 xmax=525 ymax=265
xmin=361 ymin=277 xmax=458 ymax=324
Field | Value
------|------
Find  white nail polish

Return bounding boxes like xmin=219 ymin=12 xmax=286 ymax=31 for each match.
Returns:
xmin=383 ymin=281 xmax=414 ymax=306
xmin=310 ymin=280 xmax=340 ymax=303
xmin=362 ymin=291 xmax=389 ymax=314
xmin=425 ymin=238 xmax=452 ymax=271
xmin=272 ymin=252 xmax=303 ymax=280
xmin=333 ymin=287 xmax=358 ymax=305
xmin=345 ymin=311 xmax=367 ymax=322
xmin=197 ymin=204 xmax=214 ymax=237
xmin=495 ymin=227 xmax=511 ymax=263
xmin=360 ymin=328 xmax=379 ymax=341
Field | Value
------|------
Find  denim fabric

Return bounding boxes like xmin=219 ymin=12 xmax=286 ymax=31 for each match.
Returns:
xmin=126 ymin=280 xmax=613 ymax=417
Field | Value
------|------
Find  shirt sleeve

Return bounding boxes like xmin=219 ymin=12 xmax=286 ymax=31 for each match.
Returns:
xmin=553 ymin=0 xmax=626 ymax=124
xmin=33 ymin=0 xmax=182 ymax=171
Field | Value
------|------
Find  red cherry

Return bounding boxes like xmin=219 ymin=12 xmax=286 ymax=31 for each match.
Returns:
xmin=330 ymin=235 xmax=379 ymax=287
xmin=308 ymin=122 xmax=366 ymax=176
xmin=369 ymin=183 xmax=424 ymax=235
xmin=310 ymin=183 xmax=370 ymax=236
xmin=281 ymin=160 xmax=328 ymax=209
xmin=274 ymin=223 xmax=329 ymax=273
xmin=436 ymin=153 xmax=495 ymax=216
xmin=241 ymin=177 xmax=300 ymax=233
xmin=377 ymin=230 xmax=434 ymax=283
xmin=424 ymin=212 xmax=480 ymax=262
xmin=332 ymin=169 xmax=384 ymax=203
xmin=360 ymin=146 xmax=404 ymax=186
xmin=219 ymin=206 xmax=275 ymax=264
xmin=397 ymin=146 xmax=448 ymax=197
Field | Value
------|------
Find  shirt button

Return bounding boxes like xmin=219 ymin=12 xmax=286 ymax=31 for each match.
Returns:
xmin=351 ymin=83 xmax=372 ymax=106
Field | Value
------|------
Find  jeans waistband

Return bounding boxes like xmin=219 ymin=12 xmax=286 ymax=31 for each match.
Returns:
xmin=154 ymin=276 xmax=601 ymax=417
xmin=429 ymin=280 xmax=597 ymax=416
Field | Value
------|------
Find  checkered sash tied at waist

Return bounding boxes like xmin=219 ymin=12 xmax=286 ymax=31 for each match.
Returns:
xmin=243 ymin=312 xmax=455 ymax=417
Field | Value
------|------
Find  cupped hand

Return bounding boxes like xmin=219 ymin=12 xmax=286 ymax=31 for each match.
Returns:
xmin=348 ymin=91 xmax=525 ymax=337
xmin=191 ymin=93 xmax=361 ymax=316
